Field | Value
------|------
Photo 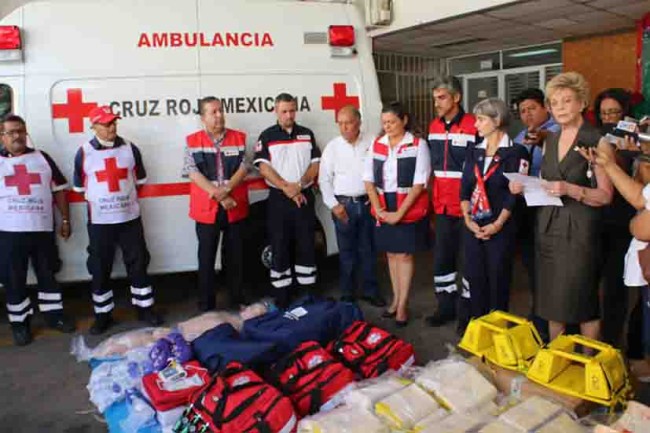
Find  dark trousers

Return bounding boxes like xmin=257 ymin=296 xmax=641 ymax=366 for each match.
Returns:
xmin=600 ymin=223 xmax=633 ymax=346
xmin=627 ymin=286 xmax=650 ymax=359
xmin=268 ymin=188 xmax=316 ymax=301
xmin=0 ymin=231 xmax=63 ymax=324
xmin=433 ymin=214 xmax=468 ymax=316
xmin=87 ymin=217 xmax=153 ymax=315
xmin=463 ymin=221 xmax=516 ymax=318
xmin=196 ymin=207 xmax=244 ymax=310
xmin=333 ymin=197 xmax=379 ymax=298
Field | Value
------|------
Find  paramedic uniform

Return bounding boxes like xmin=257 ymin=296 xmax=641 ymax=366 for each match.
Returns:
xmin=0 ymin=148 xmax=69 ymax=325
xmin=73 ymin=136 xmax=155 ymax=316
xmin=253 ymin=123 xmax=320 ymax=303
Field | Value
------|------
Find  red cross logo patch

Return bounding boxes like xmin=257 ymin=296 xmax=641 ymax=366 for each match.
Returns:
xmin=96 ymin=157 xmax=129 ymax=192
xmin=52 ymin=88 xmax=99 ymax=134
xmin=321 ymin=83 xmax=360 ymax=121
xmin=6 ymin=164 xmax=42 ymax=195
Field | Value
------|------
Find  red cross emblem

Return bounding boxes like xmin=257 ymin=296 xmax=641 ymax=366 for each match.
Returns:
xmin=321 ymin=83 xmax=360 ymax=121
xmin=96 ymin=157 xmax=129 ymax=192
xmin=5 ymin=164 xmax=42 ymax=195
xmin=52 ymin=88 xmax=98 ymax=134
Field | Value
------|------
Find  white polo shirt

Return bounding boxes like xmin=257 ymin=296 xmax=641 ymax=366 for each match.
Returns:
xmin=624 ymin=183 xmax=650 ymax=287
xmin=319 ymin=132 xmax=373 ymax=209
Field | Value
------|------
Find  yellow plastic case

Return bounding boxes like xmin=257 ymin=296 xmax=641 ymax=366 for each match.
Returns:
xmin=458 ymin=311 xmax=543 ymax=372
xmin=526 ymin=335 xmax=631 ymax=407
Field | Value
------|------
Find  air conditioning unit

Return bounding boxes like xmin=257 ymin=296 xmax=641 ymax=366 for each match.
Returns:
xmin=365 ymin=0 xmax=392 ymax=27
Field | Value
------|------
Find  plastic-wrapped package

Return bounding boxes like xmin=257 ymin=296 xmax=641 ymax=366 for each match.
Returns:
xmin=297 ymin=405 xmax=390 ymax=433
xmin=594 ymin=401 xmax=650 ymax=433
xmin=156 ymin=405 xmax=185 ymax=433
xmin=416 ymin=412 xmax=487 ymax=433
xmin=374 ymin=383 xmax=441 ymax=430
xmin=240 ymin=299 xmax=275 ymax=321
xmin=479 ymin=419 xmax=522 ymax=433
xmin=342 ymin=373 xmax=409 ymax=411
xmin=176 ymin=311 xmax=242 ymax=341
xmin=498 ymin=396 xmax=565 ymax=431
xmin=149 ymin=332 xmax=192 ymax=372
xmin=87 ymin=347 xmax=154 ymax=413
xmin=536 ymin=413 xmax=586 ymax=433
xmin=71 ymin=328 xmax=171 ymax=362
xmin=415 ymin=358 xmax=497 ymax=412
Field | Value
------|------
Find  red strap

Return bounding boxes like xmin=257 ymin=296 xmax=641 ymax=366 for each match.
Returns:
xmin=470 ymin=160 xmax=500 ymax=218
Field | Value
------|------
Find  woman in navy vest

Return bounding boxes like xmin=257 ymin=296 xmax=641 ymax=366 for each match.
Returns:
xmin=364 ymin=103 xmax=431 ymax=327
xmin=460 ymin=98 xmax=529 ymax=318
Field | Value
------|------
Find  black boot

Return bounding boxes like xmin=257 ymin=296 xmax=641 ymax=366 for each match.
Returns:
xmin=89 ymin=313 xmax=115 ymax=335
xmin=456 ymin=297 xmax=471 ymax=336
xmin=45 ymin=313 xmax=76 ymax=334
xmin=11 ymin=321 xmax=32 ymax=346
xmin=425 ymin=292 xmax=457 ymax=327
xmin=137 ymin=307 xmax=163 ymax=326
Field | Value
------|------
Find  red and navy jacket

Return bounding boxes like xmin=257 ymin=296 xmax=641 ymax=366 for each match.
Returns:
xmin=186 ymin=129 xmax=248 ymax=224
xmin=428 ymin=109 xmax=477 ymax=217
xmin=370 ymin=134 xmax=429 ymax=223
xmin=460 ymin=137 xmax=529 ymax=226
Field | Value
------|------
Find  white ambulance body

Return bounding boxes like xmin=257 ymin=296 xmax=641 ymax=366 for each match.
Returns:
xmin=0 ymin=0 xmax=382 ymax=282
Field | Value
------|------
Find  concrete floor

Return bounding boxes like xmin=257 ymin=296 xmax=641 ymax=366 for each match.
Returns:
xmin=0 ymin=251 xmax=641 ymax=432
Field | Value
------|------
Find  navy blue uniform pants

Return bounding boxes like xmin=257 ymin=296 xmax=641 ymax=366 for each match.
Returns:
xmin=268 ymin=188 xmax=316 ymax=300
xmin=196 ymin=206 xmax=244 ymax=310
xmin=332 ymin=196 xmax=378 ymax=298
xmin=0 ymin=231 xmax=63 ymax=324
xmin=86 ymin=217 xmax=153 ymax=315
xmin=463 ymin=220 xmax=516 ymax=318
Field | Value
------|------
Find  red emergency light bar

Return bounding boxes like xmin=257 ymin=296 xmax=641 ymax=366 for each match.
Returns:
xmin=0 ymin=26 xmax=21 ymax=50
xmin=329 ymin=25 xmax=355 ymax=47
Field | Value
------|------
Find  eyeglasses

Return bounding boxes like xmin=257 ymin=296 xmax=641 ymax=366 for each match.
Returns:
xmin=600 ymin=109 xmax=622 ymax=117
xmin=0 ymin=129 xmax=26 ymax=137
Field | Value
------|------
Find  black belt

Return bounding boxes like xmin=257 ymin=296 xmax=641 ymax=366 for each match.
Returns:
xmin=336 ymin=194 xmax=368 ymax=204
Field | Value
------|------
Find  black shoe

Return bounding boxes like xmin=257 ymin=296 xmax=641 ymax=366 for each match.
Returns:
xmin=361 ymin=295 xmax=387 ymax=308
xmin=45 ymin=314 xmax=76 ymax=334
xmin=395 ymin=319 xmax=409 ymax=328
xmin=89 ymin=313 xmax=115 ymax=335
xmin=11 ymin=323 xmax=32 ymax=346
xmin=381 ymin=310 xmax=397 ymax=319
xmin=137 ymin=308 xmax=163 ymax=326
xmin=340 ymin=295 xmax=356 ymax=303
xmin=425 ymin=312 xmax=456 ymax=327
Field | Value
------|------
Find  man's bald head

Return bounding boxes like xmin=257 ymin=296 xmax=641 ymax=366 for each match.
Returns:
xmin=336 ymin=105 xmax=361 ymax=143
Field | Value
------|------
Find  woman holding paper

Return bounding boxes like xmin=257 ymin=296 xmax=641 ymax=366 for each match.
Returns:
xmin=459 ymin=98 xmax=529 ymax=317
xmin=509 ymin=72 xmax=613 ymax=341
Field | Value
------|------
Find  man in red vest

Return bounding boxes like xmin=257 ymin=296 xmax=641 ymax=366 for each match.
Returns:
xmin=73 ymin=106 xmax=162 ymax=334
xmin=0 ymin=115 xmax=75 ymax=345
xmin=425 ymin=76 xmax=477 ymax=333
xmin=182 ymin=97 xmax=249 ymax=311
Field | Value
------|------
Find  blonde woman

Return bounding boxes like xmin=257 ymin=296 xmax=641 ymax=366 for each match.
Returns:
xmin=510 ymin=72 xmax=613 ymax=341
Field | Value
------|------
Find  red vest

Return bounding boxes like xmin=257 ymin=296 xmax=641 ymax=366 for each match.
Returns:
xmin=370 ymin=135 xmax=429 ymax=223
xmin=427 ymin=112 xmax=477 ymax=217
xmin=186 ymin=129 xmax=249 ymax=224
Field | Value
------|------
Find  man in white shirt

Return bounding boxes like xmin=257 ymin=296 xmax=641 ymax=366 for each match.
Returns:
xmin=319 ymin=105 xmax=385 ymax=307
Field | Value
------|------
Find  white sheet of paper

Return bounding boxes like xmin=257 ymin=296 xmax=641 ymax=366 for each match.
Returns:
xmin=504 ymin=173 xmax=564 ymax=207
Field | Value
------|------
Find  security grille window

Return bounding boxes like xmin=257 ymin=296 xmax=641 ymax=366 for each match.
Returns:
xmin=0 ymin=84 xmax=11 ymax=119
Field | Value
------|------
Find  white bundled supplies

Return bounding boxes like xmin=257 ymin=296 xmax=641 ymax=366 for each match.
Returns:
xmin=479 ymin=419 xmax=522 ymax=433
xmin=415 ymin=412 xmax=487 ymax=433
xmin=297 ymin=405 xmax=390 ymax=433
xmin=374 ymin=383 xmax=441 ymax=430
xmin=415 ymin=358 xmax=498 ymax=412
xmin=342 ymin=373 xmax=409 ymax=411
xmin=536 ymin=413 xmax=586 ymax=433
xmin=499 ymin=396 xmax=565 ymax=431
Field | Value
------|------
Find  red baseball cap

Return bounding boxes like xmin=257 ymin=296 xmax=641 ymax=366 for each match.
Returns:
xmin=89 ymin=105 xmax=120 ymax=125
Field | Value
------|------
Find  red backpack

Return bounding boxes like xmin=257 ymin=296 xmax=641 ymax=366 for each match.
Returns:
xmin=268 ymin=341 xmax=355 ymax=417
xmin=328 ymin=321 xmax=415 ymax=379
xmin=173 ymin=362 xmax=296 ymax=433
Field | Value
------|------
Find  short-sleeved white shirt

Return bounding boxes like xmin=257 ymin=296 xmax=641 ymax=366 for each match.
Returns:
xmin=624 ymin=183 xmax=650 ymax=287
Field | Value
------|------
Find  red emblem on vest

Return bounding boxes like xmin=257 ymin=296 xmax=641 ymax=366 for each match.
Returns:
xmin=96 ymin=157 xmax=128 ymax=192
xmin=6 ymin=164 xmax=42 ymax=195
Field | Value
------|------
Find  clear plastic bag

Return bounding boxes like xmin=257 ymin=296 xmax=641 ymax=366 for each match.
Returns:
xmin=374 ymin=383 xmax=441 ymax=430
xmin=297 ymin=405 xmax=390 ymax=433
xmin=593 ymin=401 xmax=650 ymax=433
xmin=341 ymin=372 xmax=409 ymax=411
xmin=416 ymin=412 xmax=490 ymax=433
xmin=415 ymin=357 xmax=498 ymax=412
xmin=176 ymin=311 xmax=242 ymax=341
xmin=239 ymin=299 xmax=275 ymax=321
xmin=71 ymin=327 xmax=171 ymax=362
xmin=87 ymin=347 xmax=154 ymax=413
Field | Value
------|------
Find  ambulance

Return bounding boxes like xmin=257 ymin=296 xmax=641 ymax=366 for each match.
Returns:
xmin=0 ymin=0 xmax=383 ymax=282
